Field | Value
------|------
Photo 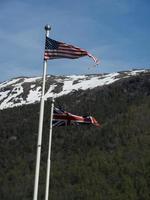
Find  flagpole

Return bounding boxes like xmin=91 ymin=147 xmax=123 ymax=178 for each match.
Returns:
xmin=45 ymin=97 xmax=55 ymax=200
xmin=33 ymin=24 xmax=51 ymax=200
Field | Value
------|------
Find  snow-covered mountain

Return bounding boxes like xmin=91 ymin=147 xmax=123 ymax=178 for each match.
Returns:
xmin=0 ymin=69 xmax=149 ymax=110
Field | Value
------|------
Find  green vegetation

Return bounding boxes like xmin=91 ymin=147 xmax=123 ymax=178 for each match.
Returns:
xmin=0 ymin=73 xmax=150 ymax=199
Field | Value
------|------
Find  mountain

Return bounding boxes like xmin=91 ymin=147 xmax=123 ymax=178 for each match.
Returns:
xmin=0 ymin=69 xmax=149 ymax=110
xmin=0 ymin=69 xmax=150 ymax=200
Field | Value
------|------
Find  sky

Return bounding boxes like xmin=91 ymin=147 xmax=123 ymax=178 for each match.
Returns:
xmin=0 ymin=0 xmax=150 ymax=82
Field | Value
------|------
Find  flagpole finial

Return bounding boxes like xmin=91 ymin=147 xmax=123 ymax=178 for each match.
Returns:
xmin=45 ymin=24 xmax=51 ymax=31
xmin=44 ymin=24 xmax=51 ymax=37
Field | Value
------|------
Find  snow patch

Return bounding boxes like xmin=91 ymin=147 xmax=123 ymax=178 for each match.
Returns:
xmin=0 ymin=78 xmax=21 ymax=89
xmin=0 ymin=90 xmax=10 ymax=101
xmin=26 ymin=86 xmax=41 ymax=103
xmin=23 ymin=77 xmax=41 ymax=83
xmin=0 ymin=69 xmax=148 ymax=110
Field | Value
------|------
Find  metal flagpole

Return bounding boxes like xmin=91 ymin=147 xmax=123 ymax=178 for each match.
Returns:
xmin=33 ymin=24 xmax=51 ymax=200
xmin=45 ymin=97 xmax=55 ymax=200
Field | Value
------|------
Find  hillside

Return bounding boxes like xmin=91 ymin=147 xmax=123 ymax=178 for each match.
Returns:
xmin=0 ymin=71 xmax=150 ymax=200
xmin=0 ymin=69 xmax=148 ymax=110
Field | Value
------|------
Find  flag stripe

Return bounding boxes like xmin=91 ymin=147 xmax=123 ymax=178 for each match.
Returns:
xmin=44 ymin=54 xmax=86 ymax=59
xmin=44 ymin=53 xmax=84 ymax=59
xmin=45 ymin=50 xmax=87 ymax=57
xmin=45 ymin=49 xmax=88 ymax=55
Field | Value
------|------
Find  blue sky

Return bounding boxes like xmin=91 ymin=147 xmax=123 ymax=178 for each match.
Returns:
xmin=0 ymin=0 xmax=150 ymax=81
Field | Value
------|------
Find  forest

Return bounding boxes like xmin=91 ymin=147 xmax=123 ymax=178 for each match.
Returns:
xmin=0 ymin=72 xmax=150 ymax=200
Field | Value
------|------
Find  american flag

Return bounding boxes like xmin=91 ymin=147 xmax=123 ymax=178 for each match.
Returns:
xmin=52 ymin=107 xmax=100 ymax=127
xmin=44 ymin=37 xmax=99 ymax=64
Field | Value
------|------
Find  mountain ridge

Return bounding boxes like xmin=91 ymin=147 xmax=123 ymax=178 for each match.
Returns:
xmin=0 ymin=69 xmax=149 ymax=110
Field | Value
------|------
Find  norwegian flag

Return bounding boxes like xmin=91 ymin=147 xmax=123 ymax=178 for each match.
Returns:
xmin=52 ymin=107 xmax=100 ymax=127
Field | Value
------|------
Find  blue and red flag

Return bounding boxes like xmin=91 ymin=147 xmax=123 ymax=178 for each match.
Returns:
xmin=52 ymin=107 xmax=100 ymax=127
